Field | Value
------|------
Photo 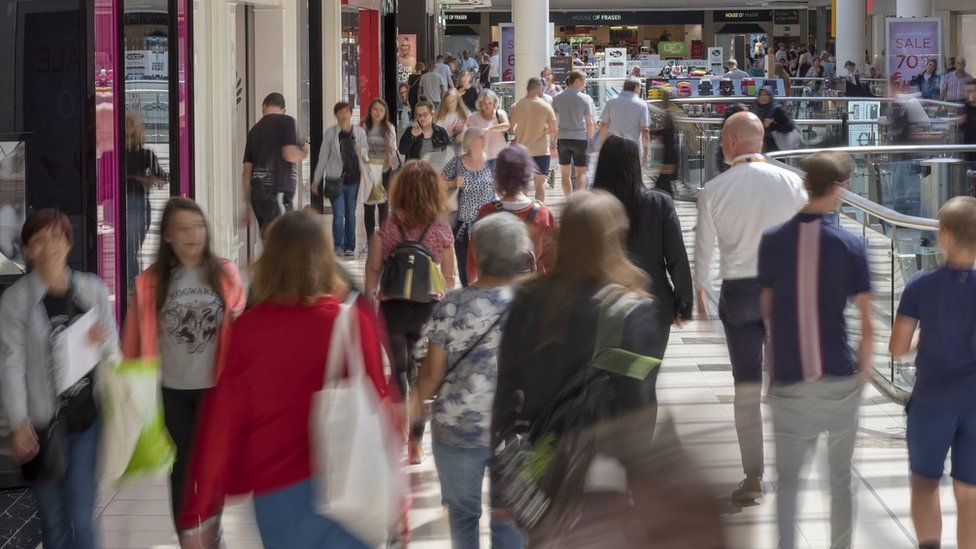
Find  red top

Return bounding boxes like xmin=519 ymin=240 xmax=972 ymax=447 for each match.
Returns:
xmin=467 ymin=201 xmax=557 ymax=284
xmin=176 ymin=296 xmax=391 ymax=529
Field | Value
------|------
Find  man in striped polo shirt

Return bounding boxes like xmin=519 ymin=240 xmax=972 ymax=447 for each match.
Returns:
xmin=757 ymin=152 xmax=874 ymax=549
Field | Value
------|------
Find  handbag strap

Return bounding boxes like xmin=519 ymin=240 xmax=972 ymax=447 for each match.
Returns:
xmin=436 ymin=304 xmax=509 ymax=394
xmin=324 ymin=292 xmax=366 ymax=385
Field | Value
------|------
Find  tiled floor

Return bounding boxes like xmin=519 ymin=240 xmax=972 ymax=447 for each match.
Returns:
xmin=1 ymin=173 xmax=957 ymax=548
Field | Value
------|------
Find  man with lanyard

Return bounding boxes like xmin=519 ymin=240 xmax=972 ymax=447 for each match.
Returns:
xmin=694 ymin=112 xmax=808 ymax=503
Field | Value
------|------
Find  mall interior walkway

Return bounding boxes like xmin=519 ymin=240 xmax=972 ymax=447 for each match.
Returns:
xmin=0 ymin=183 xmax=942 ymax=549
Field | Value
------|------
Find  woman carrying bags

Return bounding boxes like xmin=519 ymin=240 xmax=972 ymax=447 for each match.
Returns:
xmin=360 ymin=98 xmax=400 ymax=249
xmin=121 ymin=197 xmax=246 ymax=525
xmin=0 ymin=209 xmax=116 ymax=549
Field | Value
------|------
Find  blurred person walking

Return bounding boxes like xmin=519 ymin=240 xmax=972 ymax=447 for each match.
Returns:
xmin=442 ymin=128 xmax=497 ymax=287
xmin=890 ymin=196 xmax=976 ymax=549
xmin=508 ymin=77 xmax=557 ymax=202
xmin=758 ymin=153 xmax=873 ymax=549
xmin=541 ymin=67 xmax=562 ymax=98
xmin=312 ymin=102 xmax=369 ymax=257
xmin=411 ymin=214 xmax=532 ymax=549
xmin=0 ymin=209 xmax=116 ymax=549
xmin=465 ymin=90 xmax=511 ymax=161
xmin=651 ymin=89 xmax=684 ymax=195
xmin=599 ymin=78 xmax=651 ymax=158
xmin=434 ymin=54 xmax=456 ymax=90
xmin=552 ymin=71 xmax=597 ymax=195
xmin=242 ymin=93 xmax=308 ymax=237
xmin=457 ymin=69 xmax=481 ymax=113
xmin=593 ymin=136 xmax=693 ymax=363
xmin=750 ymin=87 xmax=796 ymax=152
xmin=491 ymin=190 xmax=666 ymax=546
xmin=420 ymin=62 xmax=449 ymax=110
xmin=695 ymin=112 xmax=807 ymax=502
xmin=121 ymin=198 xmax=246 ymax=524
xmin=436 ymin=90 xmax=471 ymax=157
xmin=360 ymin=98 xmax=400 ymax=249
xmin=468 ymin=145 xmax=557 ymax=284
xmin=365 ymin=161 xmax=456 ymax=464
xmin=177 ymin=211 xmax=391 ymax=549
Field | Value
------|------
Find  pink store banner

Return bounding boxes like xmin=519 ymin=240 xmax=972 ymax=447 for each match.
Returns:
xmin=500 ymin=24 xmax=515 ymax=82
xmin=886 ymin=17 xmax=941 ymax=92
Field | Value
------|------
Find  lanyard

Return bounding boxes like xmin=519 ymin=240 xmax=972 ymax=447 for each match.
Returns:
xmin=732 ymin=156 xmax=767 ymax=167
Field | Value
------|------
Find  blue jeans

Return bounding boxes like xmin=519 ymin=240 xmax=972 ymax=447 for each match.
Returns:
xmin=432 ymin=438 xmax=525 ymax=549
xmin=253 ymin=478 xmax=369 ymax=549
xmin=33 ymin=422 xmax=100 ymax=549
xmin=329 ymin=181 xmax=359 ymax=252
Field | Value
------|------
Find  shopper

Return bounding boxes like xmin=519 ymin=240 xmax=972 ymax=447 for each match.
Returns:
xmin=805 ymin=57 xmax=826 ymax=93
xmin=940 ymin=57 xmax=973 ymax=102
xmin=491 ymin=190 xmax=665 ymax=545
xmin=593 ymin=135 xmax=693 ymax=357
xmin=398 ymin=83 xmax=414 ymax=134
xmin=435 ymin=89 xmax=470 ymax=156
xmin=465 ymin=90 xmax=510 ymax=160
xmin=651 ymin=88 xmax=684 ymax=194
xmin=457 ymin=69 xmax=480 ymax=113
xmin=508 ymin=77 xmax=557 ymax=202
xmin=407 ymin=63 xmax=425 ymax=114
xmin=124 ymin=111 xmax=164 ymax=292
xmin=411 ymin=213 xmax=531 ymax=549
xmin=694 ymin=112 xmax=807 ymax=502
xmin=750 ymin=87 xmax=796 ymax=152
xmin=365 ymin=160 xmax=456 ymax=464
xmin=442 ymin=128 xmax=497 ymax=287
xmin=460 ymin=50 xmax=479 ymax=73
xmin=748 ymin=59 xmax=766 ymax=77
xmin=420 ymin=62 xmax=449 ymax=109
xmin=758 ymin=152 xmax=873 ymax=549
xmin=399 ymin=102 xmax=452 ymax=162
xmin=434 ymin=54 xmax=456 ymax=90
xmin=552 ymin=70 xmax=597 ymax=195
xmin=724 ymin=59 xmax=750 ymax=79
xmin=176 ymin=211 xmax=390 ymax=549
xmin=0 ymin=209 xmax=115 ymax=549
xmin=489 ymin=47 xmax=501 ymax=84
xmin=960 ymin=81 xmax=976 ymax=176
xmin=242 ymin=92 xmax=308 ymax=236
xmin=890 ymin=196 xmax=976 ymax=549
xmin=910 ymin=58 xmax=941 ymax=100
xmin=121 ymin=197 xmax=246 ymax=522
xmin=469 ymin=145 xmax=556 ymax=284
xmin=361 ymin=98 xmax=400 ymax=248
xmin=599 ymin=77 xmax=651 ymax=157
xmin=312 ymin=102 xmax=369 ymax=257
xmin=541 ymin=67 xmax=562 ymax=98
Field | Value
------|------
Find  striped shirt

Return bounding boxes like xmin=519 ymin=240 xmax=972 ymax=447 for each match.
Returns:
xmin=757 ymin=213 xmax=872 ymax=383
xmin=941 ymin=70 xmax=973 ymax=102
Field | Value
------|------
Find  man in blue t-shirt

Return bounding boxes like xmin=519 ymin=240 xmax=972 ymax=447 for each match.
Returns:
xmin=890 ymin=195 xmax=976 ymax=549
xmin=758 ymin=152 xmax=874 ymax=549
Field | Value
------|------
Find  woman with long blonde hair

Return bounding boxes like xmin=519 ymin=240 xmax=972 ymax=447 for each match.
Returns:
xmin=435 ymin=89 xmax=470 ymax=155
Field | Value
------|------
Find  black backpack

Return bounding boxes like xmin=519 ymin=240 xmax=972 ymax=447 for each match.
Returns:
xmin=380 ymin=223 xmax=443 ymax=303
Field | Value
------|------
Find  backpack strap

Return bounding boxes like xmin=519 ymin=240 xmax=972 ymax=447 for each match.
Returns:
xmin=524 ymin=202 xmax=541 ymax=224
xmin=589 ymin=285 xmax=661 ymax=381
xmin=416 ymin=223 xmax=433 ymax=243
xmin=396 ymin=223 xmax=408 ymax=241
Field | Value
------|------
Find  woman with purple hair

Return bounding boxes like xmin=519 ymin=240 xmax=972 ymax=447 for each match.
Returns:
xmin=467 ymin=144 xmax=557 ymax=284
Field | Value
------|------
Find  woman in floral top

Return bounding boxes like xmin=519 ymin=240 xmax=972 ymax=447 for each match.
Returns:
xmin=442 ymin=127 xmax=497 ymax=287
xmin=365 ymin=160 xmax=455 ymax=464
xmin=411 ymin=213 xmax=533 ymax=549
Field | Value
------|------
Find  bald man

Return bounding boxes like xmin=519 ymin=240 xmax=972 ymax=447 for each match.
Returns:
xmin=694 ymin=111 xmax=808 ymax=502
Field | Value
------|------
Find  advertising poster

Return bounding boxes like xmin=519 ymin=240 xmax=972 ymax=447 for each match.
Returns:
xmin=500 ymin=24 xmax=515 ymax=82
xmin=551 ymin=56 xmax=573 ymax=86
xmin=885 ymin=18 xmax=941 ymax=91
xmin=658 ymin=41 xmax=688 ymax=59
xmin=396 ymin=34 xmax=417 ymax=85
xmin=605 ymin=48 xmax=627 ymax=78
xmin=708 ymin=47 xmax=724 ymax=75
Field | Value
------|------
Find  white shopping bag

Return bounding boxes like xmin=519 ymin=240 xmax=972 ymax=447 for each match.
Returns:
xmin=310 ymin=293 xmax=403 ymax=546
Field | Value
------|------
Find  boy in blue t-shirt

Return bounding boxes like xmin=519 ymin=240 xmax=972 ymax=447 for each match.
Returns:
xmin=890 ymin=195 xmax=976 ymax=549
xmin=758 ymin=152 xmax=874 ymax=549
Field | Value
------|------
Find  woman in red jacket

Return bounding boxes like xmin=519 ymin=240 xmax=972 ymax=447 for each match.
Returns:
xmin=176 ymin=211 xmax=391 ymax=548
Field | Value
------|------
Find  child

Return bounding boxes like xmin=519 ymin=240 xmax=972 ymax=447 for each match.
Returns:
xmin=890 ymin=195 xmax=976 ymax=549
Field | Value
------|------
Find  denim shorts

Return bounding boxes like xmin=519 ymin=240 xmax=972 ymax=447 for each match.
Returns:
xmin=906 ymin=398 xmax=976 ymax=485
xmin=556 ymin=139 xmax=588 ymax=166
xmin=532 ymin=155 xmax=551 ymax=176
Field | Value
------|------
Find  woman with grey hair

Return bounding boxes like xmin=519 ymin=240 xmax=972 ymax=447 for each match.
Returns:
xmin=442 ymin=127 xmax=497 ymax=286
xmin=466 ymin=89 xmax=510 ymax=160
xmin=410 ymin=213 xmax=532 ymax=549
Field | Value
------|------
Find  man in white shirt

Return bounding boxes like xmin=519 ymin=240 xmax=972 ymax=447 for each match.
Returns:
xmin=723 ymin=59 xmax=750 ymax=80
xmin=694 ymin=111 xmax=808 ymax=503
xmin=460 ymin=50 xmax=479 ymax=73
xmin=489 ymin=47 xmax=500 ymax=83
xmin=600 ymin=78 xmax=650 ymax=159
xmin=775 ymin=43 xmax=788 ymax=65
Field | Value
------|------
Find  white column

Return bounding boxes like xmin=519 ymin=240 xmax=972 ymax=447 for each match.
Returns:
xmin=194 ymin=0 xmax=239 ymax=260
xmin=512 ymin=0 xmax=549 ymax=98
xmin=835 ymin=0 xmax=867 ymax=75
xmin=323 ymin=0 xmax=342 ymax=121
xmin=897 ymin=0 xmax=931 ymax=18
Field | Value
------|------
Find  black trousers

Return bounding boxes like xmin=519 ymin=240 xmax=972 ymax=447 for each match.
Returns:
xmin=161 ymin=387 xmax=206 ymax=519
xmin=381 ymin=299 xmax=435 ymax=439
xmin=454 ymin=229 xmax=470 ymax=287
xmin=363 ymin=171 xmax=391 ymax=245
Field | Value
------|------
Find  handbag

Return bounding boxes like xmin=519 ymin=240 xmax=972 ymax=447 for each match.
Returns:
xmin=364 ymin=162 xmax=389 ymax=205
xmin=771 ymin=128 xmax=803 ymax=151
xmin=310 ymin=293 xmax=403 ymax=546
xmin=321 ymin=177 xmax=342 ymax=200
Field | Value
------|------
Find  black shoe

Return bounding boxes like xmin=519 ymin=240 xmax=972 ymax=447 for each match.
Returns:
xmin=731 ymin=476 xmax=764 ymax=502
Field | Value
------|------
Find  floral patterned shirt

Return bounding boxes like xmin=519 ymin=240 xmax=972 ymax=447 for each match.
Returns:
xmin=442 ymin=156 xmax=496 ymax=238
xmin=424 ymin=286 xmax=512 ymax=447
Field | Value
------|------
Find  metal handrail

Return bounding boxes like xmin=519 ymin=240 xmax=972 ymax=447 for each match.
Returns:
xmin=768 ymin=144 xmax=976 ymax=157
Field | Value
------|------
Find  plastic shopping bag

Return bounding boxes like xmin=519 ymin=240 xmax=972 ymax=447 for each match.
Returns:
xmin=310 ymin=294 xmax=404 ymax=546
xmin=98 ymin=358 xmax=174 ymax=482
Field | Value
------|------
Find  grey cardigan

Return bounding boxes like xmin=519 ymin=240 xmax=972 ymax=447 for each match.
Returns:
xmin=0 ymin=270 xmax=117 ymax=427
xmin=312 ymin=124 xmax=369 ymax=184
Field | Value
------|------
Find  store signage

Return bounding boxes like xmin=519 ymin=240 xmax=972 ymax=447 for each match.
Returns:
xmin=444 ymin=12 xmax=481 ymax=24
xmin=551 ymin=56 xmax=573 ymax=85
xmin=500 ymin=23 xmax=515 ymax=81
xmin=605 ymin=48 xmax=628 ymax=78
xmin=713 ymin=10 xmax=772 ymax=23
xmin=885 ymin=17 xmax=941 ymax=91
xmin=708 ymin=47 xmax=724 ymax=74
xmin=774 ymin=25 xmax=799 ymax=37
xmin=550 ymin=11 xmax=704 ymax=26
xmin=774 ymin=10 xmax=800 ymax=25
xmin=658 ymin=41 xmax=689 ymax=58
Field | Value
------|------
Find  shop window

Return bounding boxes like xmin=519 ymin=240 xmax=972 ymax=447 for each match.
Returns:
xmin=341 ymin=8 xmax=360 ymax=114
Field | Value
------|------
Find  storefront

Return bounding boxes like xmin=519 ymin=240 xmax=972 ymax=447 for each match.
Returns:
xmin=341 ymin=0 xmax=382 ymax=115
xmin=444 ymin=11 xmax=483 ymax=57
xmin=711 ymin=10 xmax=773 ymax=71
xmin=548 ymin=11 xmax=705 ymax=59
